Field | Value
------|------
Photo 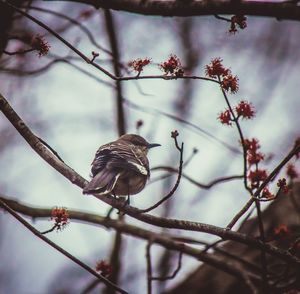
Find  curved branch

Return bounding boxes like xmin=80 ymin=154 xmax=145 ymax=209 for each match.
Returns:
xmin=151 ymin=166 xmax=243 ymax=189
xmin=25 ymin=5 xmax=111 ymax=55
xmin=140 ymin=141 xmax=184 ymax=213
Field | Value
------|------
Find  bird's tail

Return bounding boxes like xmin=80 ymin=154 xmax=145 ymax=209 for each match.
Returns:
xmin=83 ymin=169 xmax=121 ymax=195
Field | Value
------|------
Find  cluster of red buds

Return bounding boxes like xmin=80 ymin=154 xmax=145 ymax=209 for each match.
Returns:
xmin=171 ymin=130 xmax=179 ymax=138
xmin=31 ymin=34 xmax=50 ymax=57
xmin=128 ymin=58 xmax=151 ymax=73
xmin=277 ymin=178 xmax=289 ymax=194
xmin=160 ymin=54 xmax=184 ymax=77
xmin=241 ymin=138 xmax=269 ymax=191
xmin=218 ymin=101 xmax=255 ymax=126
xmin=205 ymin=58 xmax=239 ymax=93
xmin=235 ymin=100 xmax=255 ymax=119
xmin=95 ymin=260 xmax=112 ymax=278
xmin=218 ymin=109 xmax=232 ymax=126
xmin=51 ymin=207 xmax=69 ymax=231
xmin=229 ymin=15 xmax=247 ymax=34
xmin=243 ymin=139 xmax=264 ymax=166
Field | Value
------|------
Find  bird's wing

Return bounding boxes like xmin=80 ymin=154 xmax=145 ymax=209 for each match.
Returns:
xmin=92 ymin=143 xmax=149 ymax=176
xmin=83 ymin=143 xmax=148 ymax=195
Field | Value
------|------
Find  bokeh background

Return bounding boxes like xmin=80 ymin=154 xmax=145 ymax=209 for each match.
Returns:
xmin=1 ymin=2 xmax=300 ymax=293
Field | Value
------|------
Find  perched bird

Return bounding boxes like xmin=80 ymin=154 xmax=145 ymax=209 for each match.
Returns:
xmin=83 ymin=134 xmax=161 ymax=202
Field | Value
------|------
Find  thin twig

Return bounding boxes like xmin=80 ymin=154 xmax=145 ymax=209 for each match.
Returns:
xmin=214 ymin=14 xmax=232 ymax=22
xmin=152 ymin=252 xmax=183 ymax=281
xmin=3 ymin=48 xmax=35 ymax=55
xmin=218 ymin=76 xmax=250 ymax=194
xmin=151 ymin=167 xmax=243 ymax=189
xmin=146 ymin=242 xmax=153 ymax=294
xmin=40 ymin=225 xmax=58 ymax=234
xmin=255 ymin=200 xmax=268 ymax=292
xmin=104 ymin=9 xmax=126 ymax=136
xmin=25 ymin=5 xmax=111 ymax=55
xmin=139 ymin=141 xmax=184 ymax=213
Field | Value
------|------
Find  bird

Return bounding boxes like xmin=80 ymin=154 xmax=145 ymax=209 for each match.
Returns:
xmin=83 ymin=134 xmax=161 ymax=203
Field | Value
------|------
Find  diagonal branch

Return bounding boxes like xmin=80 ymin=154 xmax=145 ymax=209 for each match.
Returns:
xmin=0 ymin=198 xmax=127 ymax=294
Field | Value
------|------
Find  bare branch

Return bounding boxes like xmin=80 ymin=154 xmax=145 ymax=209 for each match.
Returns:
xmin=152 ymin=252 xmax=183 ymax=281
xmin=3 ymin=48 xmax=35 ymax=55
xmin=26 ymin=5 xmax=111 ymax=55
xmin=139 ymin=140 xmax=183 ymax=213
xmin=151 ymin=166 xmax=243 ymax=189
xmin=104 ymin=9 xmax=126 ymax=136
xmin=146 ymin=242 xmax=153 ymax=294
xmin=32 ymin=0 xmax=300 ymax=22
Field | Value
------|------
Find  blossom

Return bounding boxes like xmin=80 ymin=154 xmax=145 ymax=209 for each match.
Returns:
xmin=286 ymin=164 xmax=298 ymax=180
xmin=160 ymin=54 xmax=184 ymax=77
xmin=95 ymin=260 xmax=112 ymax=277
xmin=31 ymin=34 xmax=50 ymax=57
xmin=277 ymin=178 xmax=289 ymax=194
xmin=247 ymin=151 xmax=264 ymax=166
xmin=171 ymin=130 xmax=179 ymax=138
xmin=229 ymin=15 xmax=247 ymax=34
xmin=261 ymin=187 xmax=274 ymax=199
xmin=243 ymin=138 xmax=260 ymax=152
xmin=51 ymin=207 xmax=69 ymax=231
xmin=128 ymin=57 xmax=151 ymax=73
xmin=218 ymin=109 xmax=232 ymax=125
xmin=205 ymin=57 xmax=230 ymax=78
xmin=221 ymin=74 xmax=239 ymax=94
xmin=248 ymin=169 xmax=268 ymax=188
xmin=235 ymin=100 xmax=255 ymax=119
xmin=243 ymin=138 xmax=264 ymax=166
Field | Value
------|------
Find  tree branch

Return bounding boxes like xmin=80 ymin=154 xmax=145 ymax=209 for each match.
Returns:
xmin=0 ymin=198 xmax=127 ymax=294
xmin=25 ymin=0 xmax=300 ymax=21
xmin=0 ymin=195 xmax=261 ymax=283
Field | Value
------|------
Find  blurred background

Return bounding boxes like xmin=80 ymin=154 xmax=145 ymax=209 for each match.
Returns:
xmin=0 ymin=2 xmax=300 ymax=293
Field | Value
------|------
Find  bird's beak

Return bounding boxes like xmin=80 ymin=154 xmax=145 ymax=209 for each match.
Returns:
xmin=148 ymin=143 xmax=161 ymax=149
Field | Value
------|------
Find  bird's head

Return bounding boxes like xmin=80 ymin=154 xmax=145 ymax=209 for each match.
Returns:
xmin=119 ymin=134 xmax=161 ymax=153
